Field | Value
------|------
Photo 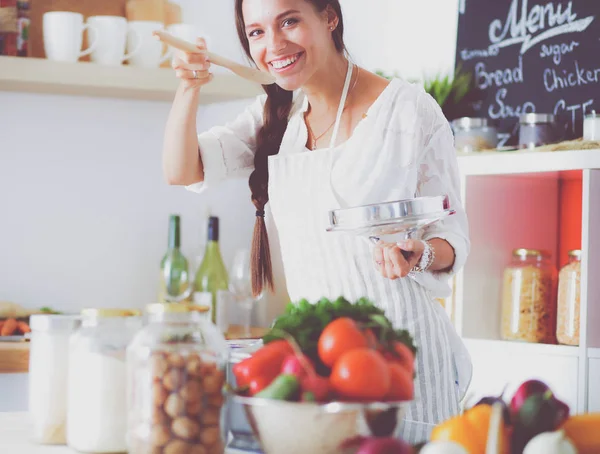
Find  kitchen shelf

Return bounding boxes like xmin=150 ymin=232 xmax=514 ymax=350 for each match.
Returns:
xmin=457 ymin=149 xmax=600 ymax=175
xmin=0 ymin=56 xmax=263 ymax=103
xmin=463 ymin=338 xmax=581 ymax=357
xmin=0 ymin=324 xmax=266 ymax=374
xmin=0 ymin=343 xmax=29 ymax=374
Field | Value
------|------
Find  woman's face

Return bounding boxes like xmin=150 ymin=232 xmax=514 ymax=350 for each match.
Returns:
xmin=242 ymin=0 xmax=336 ymax=90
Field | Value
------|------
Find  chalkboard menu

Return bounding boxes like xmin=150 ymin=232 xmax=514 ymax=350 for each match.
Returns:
xmin=455 ymin=0 xmax=600 ymax=146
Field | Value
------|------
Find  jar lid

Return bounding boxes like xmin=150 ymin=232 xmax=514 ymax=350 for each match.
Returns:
xmin=146 ymin=303 xmax=210 ymax=315
xmin=568 ymin=249 xmax=582 ymax=258
xmin=451 ymin=117 xmax=490 ymax=129
xmin=520 ymin=113 xmax=555 ymax=124
xmin=81 ymin=308 xmax=142 ymax=318
xmin=29 ymin=314 xmax=81 ymax=332
xmin=512 ymin=248 xmax=549 ymax=258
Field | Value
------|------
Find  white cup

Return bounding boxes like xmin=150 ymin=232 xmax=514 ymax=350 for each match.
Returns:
xmin=43 ymin=11 xmax=98 ymax=63
xmin=86 ymin=16 xmax=142 ymax=66
xmin=126 ymin=20 xmax=169 ymax=68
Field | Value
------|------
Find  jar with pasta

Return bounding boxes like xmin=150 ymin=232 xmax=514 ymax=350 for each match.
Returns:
xmin=501 ymin=249 xmax=557 ymax=343
xmin=126 ymin=303 xmax=229 ymax=454
xmin=557 ymin=250 xmax=581 ymax=346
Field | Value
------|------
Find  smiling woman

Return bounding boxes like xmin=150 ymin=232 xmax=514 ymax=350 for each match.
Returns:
xmin=161 ymin=0 xmax=472 ymax=444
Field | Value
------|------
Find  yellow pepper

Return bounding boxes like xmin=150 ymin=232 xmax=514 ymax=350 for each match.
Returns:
xmin=561 ymin=413 xmax=600 ymax=454
xmin=430 ymin=404 xmax=509 ymax=454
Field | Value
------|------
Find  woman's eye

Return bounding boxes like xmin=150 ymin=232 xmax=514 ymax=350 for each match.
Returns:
xmin=248 ymin=29 xmax=262 ymax=38
xmin=282 ymin=18 xmax=298 ymax=27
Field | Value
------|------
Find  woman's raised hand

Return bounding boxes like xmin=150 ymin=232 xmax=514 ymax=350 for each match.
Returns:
xmin=172 ymin=37 xmax=213 ymax=90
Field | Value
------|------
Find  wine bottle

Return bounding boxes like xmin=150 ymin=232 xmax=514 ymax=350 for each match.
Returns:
xmin=194 ymin=216 xmax=229 ymax=323
xmin=158 ymin=214 xmax=191 ymax=303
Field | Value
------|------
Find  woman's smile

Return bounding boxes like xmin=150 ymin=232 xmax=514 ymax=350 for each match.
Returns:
xmin=268 ymin=51 xmax=305 ymax=73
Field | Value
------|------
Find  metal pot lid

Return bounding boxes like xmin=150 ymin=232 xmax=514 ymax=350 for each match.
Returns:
xmin=326 ymin=195 xmax=455 ymax=237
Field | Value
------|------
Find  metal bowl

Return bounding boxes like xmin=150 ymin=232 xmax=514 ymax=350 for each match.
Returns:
xmin=230 ymin=395 xmax=411 ymax=454
xmin=327 ymin=195 xmax=455 ymax=240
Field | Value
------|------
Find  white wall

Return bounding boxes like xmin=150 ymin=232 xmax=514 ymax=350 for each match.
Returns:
xmin=0 ymin=0 xmax=460 ymax=411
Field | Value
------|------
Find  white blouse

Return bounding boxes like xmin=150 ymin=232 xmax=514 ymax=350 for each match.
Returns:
xmin=188 ymin=78 xmax=470 ymax=298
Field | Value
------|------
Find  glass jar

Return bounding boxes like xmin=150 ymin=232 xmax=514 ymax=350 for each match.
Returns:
xmin=583 ymin=111 xmax=600 ymax=141
xmin=126 ymin=303 xmax=229 ymax=454
xmin=451 ymin=117 xmax=499 ymax=152
xmin=557 ymin=250 xmax=581 ymax=346
xmin=28 ymin=314 xmax=81 ymax=445
xmin=66 ymin=309 xmax=143 ymax=453
xmin=519 ymin=113 xmax=559 ymax=149
xmin=501 ymin=249 xmax=557 ymax=343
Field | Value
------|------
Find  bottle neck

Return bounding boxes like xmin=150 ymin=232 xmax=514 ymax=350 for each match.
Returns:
xmin=205 ymin=240 xmax=221 ymax=256
xmin=169 ymin=217 xmax=181 ymax=249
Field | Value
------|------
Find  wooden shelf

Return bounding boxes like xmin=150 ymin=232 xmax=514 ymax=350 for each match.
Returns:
xmin=457 ymin=149 xmax=600 ymax=176
xmin=0 ymin=324 xmax=266 ymax=374
xmin=0 ymin=343 xmax=29 ymax=374
xmin=0 ymin=56 xmax=263 ymax=103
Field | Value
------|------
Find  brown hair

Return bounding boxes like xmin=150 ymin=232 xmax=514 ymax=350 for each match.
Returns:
xmin=235 ymin=0 xmax=346 ymax=296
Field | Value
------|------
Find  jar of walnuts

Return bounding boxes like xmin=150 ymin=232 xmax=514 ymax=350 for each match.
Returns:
xmin=126 ymin=303 xmax=229 ymax=454
xmin=501 ymin=249 xmax=557 ymax=344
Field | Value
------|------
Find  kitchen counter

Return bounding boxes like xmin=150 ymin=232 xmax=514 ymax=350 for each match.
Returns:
xmin=0 ymin=412 xmax=249 ymax=454
xmin=0 ymin=325 xmax=269 ymax=374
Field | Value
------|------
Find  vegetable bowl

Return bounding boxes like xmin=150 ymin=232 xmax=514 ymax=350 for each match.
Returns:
xmin=226 ymin=297 xmax=418 ymax=454
xmin=231 ymin=394 xmax=411 ymax=454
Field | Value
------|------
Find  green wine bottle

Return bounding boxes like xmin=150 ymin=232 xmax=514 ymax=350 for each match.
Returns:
xmin=159 ymin=215 xmax=191 ymax=303
xmin=194 ymin=216 xmax=229 ymax=323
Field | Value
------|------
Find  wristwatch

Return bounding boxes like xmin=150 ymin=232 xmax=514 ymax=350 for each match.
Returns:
xmin=411 ymin=240 xmax=435 ymax=274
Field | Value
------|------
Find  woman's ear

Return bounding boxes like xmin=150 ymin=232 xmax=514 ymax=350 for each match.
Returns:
xmin=324 ymin=4 xmax=339 ymax=30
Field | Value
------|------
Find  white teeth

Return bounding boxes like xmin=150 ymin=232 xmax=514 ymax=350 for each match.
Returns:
xmin=271 ymin=54 xmax=299 ymax=69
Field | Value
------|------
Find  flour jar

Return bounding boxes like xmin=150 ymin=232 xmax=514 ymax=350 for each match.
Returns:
xmin=66 ymin=308 xmax=143 ymax=453
xmin=29 ymin=314 xmax=81 ymax=445
xmin=126 ymin=303 xmax=229 ymax=454
xmin=557 ymin=250 xmax=582 ymax=346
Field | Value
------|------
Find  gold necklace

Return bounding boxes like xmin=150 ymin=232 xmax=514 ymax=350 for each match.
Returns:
xmin=306 ymin=67 xmax=360 ymax=150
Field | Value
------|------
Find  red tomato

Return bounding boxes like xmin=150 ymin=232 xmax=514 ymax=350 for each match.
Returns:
xmin=388 ymin=341 xmax=415 ymax=376
xmin=233 ymin=340 xmax=294 ymax=387
xmin=329 ymin=348 xmax=391 ymax=401
xmin=249 ymin=375 xmax=272 ymax=395
xmin=318 ymin=318 xmax=369 ymax=368
xmin=385 ymin=363 xmax=414 ymax=401
xmin=301 ymin=374 xmax=330 ymax=401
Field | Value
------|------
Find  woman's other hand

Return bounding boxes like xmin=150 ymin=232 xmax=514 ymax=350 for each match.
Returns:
xmin=172 ymin=37 xmax=213 ymax=90
xmin=373 ymin=239 xmax=425 ymax=279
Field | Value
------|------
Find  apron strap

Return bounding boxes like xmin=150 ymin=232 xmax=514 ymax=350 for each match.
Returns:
xmin=328 ymin=61 xmax=353 ymax=149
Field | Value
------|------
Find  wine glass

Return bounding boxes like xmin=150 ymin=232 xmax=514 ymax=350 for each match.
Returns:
xmin=229 ymin=248 xmax=257 ymax=337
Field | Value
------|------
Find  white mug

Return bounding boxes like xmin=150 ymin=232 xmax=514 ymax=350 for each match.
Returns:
xmin=43 ymin=11 xmax=98 ymax=62
xmin=87 ymin=16 xmax=142 ymax=66
xmin=126 ymin=21 xmax=169 ymax=68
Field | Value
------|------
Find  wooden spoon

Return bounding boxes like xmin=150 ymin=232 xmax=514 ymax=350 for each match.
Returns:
xmin=152 ymin=30 xmax=276 ymax=85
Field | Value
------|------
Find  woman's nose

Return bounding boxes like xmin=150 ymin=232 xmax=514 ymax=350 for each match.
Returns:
xmin=266 ymin=30 xmax=288 ymax=53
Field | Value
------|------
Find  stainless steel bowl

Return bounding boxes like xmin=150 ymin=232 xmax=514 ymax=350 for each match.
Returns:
xmin=231 ymin=395 xmax=411 ymax=454
xmin=326 ymin=195 xmax=455 ymax=240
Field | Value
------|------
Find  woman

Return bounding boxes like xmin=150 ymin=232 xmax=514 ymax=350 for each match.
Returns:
xmin=163 ymin=0 xmax=471 ymax=442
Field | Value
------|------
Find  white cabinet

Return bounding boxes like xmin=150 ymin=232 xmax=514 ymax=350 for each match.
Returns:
xmin=464 ymin=339 xmax=579 ymax=412
xmin=589 ymin=357 xmax=600 ymax=412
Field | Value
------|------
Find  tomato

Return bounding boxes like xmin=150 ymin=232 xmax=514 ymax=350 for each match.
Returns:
xmin=318 ymin=317 xmax=369 ymax=367
xmin=233 ymin=340 xmax=294 ymax=387
xmin=385 ymin=363 xmax=414 ymax=401
xmin=329 ymin=348 xmax=391 ymax=401
xmin=249 ymin=375 xmax=272 ymax=396
xmin=388 ymin=341 xmax=415 ymax=376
